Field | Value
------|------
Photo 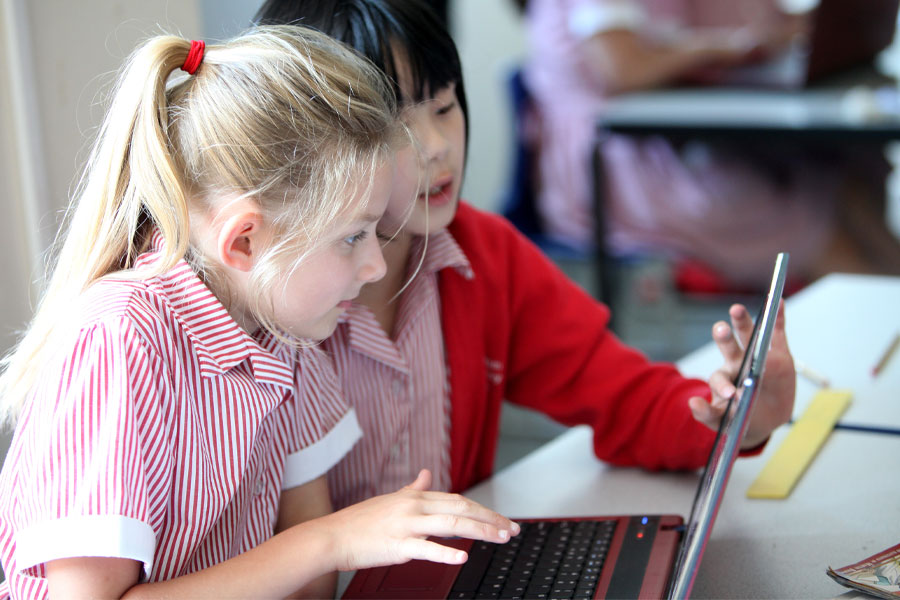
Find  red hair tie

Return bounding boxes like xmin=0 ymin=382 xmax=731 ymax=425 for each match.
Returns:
xmin=181 ymin=40 xmax=205 ymax=75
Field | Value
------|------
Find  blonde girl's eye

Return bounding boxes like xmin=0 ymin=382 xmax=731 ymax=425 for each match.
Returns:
xmin=343 ymin=230 xmax=370 ymax=246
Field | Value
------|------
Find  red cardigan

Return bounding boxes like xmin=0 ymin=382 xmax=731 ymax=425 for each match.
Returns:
xmin=441 ymin=202 xmax=717 ymax=492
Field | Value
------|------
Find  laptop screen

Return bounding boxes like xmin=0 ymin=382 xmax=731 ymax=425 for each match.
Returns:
xmin=667 ymin=252 xmax=789 ymax=599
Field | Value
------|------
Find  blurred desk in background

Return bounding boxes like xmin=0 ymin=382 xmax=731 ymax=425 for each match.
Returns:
xmin=598 ymin=86 xmax=900 ymax=142
xmin=591 ymin=83 xmax=900 ymax=320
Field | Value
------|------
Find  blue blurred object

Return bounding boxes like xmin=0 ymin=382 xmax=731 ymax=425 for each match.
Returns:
xmin=500 ymin=67 xmax=590 ymax=263
xmin=500 ymin=68 xmax=542 ymax=238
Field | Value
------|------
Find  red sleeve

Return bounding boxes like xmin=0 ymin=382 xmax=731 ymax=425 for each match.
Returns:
xmin=489 ymin=212 xmax=717 ymax=470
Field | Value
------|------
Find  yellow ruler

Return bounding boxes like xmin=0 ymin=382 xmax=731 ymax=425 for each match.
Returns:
xmin=747 ymin=389 xmax=852 ymax=499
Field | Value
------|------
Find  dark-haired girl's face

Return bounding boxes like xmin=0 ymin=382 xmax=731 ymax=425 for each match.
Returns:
xmin=381 ymin=74 xmax=466 ymax=238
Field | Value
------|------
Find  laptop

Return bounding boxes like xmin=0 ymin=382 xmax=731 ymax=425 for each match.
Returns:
xmin=708 ymin=0 xmax=899 ymax=89
xmin=343 ymin=252 xmax=790 ymax=600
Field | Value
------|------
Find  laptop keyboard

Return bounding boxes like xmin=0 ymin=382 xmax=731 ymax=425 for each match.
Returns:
xmin=448 ymin=519 xmax=617 ymax=599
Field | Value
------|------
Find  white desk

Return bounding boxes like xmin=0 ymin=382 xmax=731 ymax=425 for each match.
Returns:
xmin=465 ymin=274 xmax=900 ymax=599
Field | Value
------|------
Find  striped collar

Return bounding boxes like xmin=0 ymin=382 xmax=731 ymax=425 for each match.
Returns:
xmin=411 ymin=228 xmax=474 ymax=280
xmin=133 ymin=232 xmax=294 ymax=389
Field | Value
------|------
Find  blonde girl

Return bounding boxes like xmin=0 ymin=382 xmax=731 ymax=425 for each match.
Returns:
xmin=0 ymin=25 xmax=516 ymax=599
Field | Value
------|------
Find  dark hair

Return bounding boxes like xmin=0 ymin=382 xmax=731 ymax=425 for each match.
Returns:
xmin=255 ymin=0 xmax=469 ymax=144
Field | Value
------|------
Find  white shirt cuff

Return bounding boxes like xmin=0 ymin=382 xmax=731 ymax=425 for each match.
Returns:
xmin=17 ymin=514 xmax=155 ymax=579
xmin=569 ymin=1 xmax=646 ymax=39
xmin=282 ymin=409 xmax=362 ymax=489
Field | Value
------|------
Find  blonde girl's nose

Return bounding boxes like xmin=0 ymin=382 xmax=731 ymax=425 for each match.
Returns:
xmin=361 ymin=236 xmax=387 ymax=283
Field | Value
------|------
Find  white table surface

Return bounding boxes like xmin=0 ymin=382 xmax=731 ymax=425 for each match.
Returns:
xmin=464 ymin=273 xmax=900 ymax=599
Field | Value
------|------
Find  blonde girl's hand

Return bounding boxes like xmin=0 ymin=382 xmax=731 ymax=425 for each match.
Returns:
xmin=324 ymin=469 xmax=520 ymax=572
xmin=688 ymin=302 xmax=796 ymax=450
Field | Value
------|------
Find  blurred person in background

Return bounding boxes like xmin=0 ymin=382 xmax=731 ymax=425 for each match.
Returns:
xmin=519 ymin=0 xmax=900 ymax=288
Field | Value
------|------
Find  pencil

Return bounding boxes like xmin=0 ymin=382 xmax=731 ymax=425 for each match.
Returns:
xmin=872 ymin=332 xmax=900 ymax=376
xmin=795 ymin=361 xmax=830 ymax=388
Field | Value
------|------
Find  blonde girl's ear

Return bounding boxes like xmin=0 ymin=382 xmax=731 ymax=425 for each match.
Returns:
xmin=217 ymin=210 xmax=267 ymax=272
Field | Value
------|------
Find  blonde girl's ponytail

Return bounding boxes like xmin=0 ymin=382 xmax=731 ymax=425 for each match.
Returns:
xmin=0 ymin=26 xmax=400 ymax=426
xmin=0 ymin=37 xmax=197 ymax=425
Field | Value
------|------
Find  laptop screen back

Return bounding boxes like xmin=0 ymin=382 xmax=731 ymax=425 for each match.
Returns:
xmin=667 ymin=252 xmax=789 ymax=599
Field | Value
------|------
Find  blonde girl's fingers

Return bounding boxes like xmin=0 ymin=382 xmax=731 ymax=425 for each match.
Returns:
xmin=415 ymin=495 xmax=519 ymax=534
xmin=413 ymin=513 xmax=515 ymax=544
xmin=397 ymin=538 xmax=468 ymax=565
xmin=402 ymin=469 xmax=433 ymax=492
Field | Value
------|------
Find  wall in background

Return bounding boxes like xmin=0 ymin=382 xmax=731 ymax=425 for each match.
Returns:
xmin=200 ymin=0 xmax=257 ymax=39
xmin=0 ymin=0 xmax=204 ymax=345
xmin=0 ymin=0 xmax=203 ymax=489
xmin=0 ymin=3 xmax=34 ymax=357
xmin=452 ymin=0 xmax=527 ymax=212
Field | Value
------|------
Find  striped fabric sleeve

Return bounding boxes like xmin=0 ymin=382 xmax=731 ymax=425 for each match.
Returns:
xmin=282 ymin=347 xmax=361 ymax=490
xmin=282 ymin=347 xmax=362 ymax=489
xmin=14 ymin=317 xmax=169 ymax=579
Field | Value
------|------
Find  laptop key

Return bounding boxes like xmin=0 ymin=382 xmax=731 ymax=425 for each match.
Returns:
xmin=579 ymin=573 xmax=599 ymax=584
xmin=501 ymin=585 xmax=527 ymax=598
xmin=525 ymin=583 xmax=551 ymax=595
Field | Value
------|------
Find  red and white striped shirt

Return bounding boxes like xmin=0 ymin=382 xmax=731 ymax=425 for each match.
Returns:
xmin=0 ymin=243 xmax=360 ymax=598
xmin=325 ymin=230 xmax=473 ymax=509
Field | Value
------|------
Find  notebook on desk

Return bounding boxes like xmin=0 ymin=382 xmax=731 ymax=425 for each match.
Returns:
xmin=342 ymin=253 xmax=789 ymax=600
xmin=711 ymin=0 xmax=899 ymax=89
